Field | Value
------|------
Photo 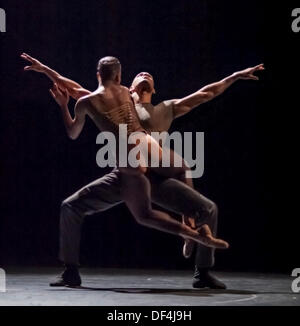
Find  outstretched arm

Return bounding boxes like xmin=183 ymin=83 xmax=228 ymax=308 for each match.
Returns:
xmin=172 ymin=64 xmax=265 ymax=118
xmin=21 ymin=53 xmax=91 ymax=100
xmin=49 ymin=83 xmax=87 ymax=140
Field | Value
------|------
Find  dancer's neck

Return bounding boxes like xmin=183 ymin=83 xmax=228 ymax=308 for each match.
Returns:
xmin=98 ymin=80 xmax=120 ymax=88
xmin=134 ymin=91 xmax=152 ymax=104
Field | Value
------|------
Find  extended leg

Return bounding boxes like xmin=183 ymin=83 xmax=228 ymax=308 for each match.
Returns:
xmin=120 ymin=172 xmax=228 ymax=248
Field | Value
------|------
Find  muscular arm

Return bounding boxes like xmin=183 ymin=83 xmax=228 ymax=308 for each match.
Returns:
xmin=60 ymin=101 xmax=87 ymax=140
xmin=172 ymin=64 xmax=265 ymax=118
xmin=21 ymin=53 xmax=91 ymax=100
xmin=49 ymin=83 xmax=87 ymax=140
xmin=43 ymin=66 xmax=91 ymax=100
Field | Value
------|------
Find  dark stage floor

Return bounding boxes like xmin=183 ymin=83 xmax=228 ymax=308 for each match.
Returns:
xmin=0 ymin=268 xmax=298 ymax=306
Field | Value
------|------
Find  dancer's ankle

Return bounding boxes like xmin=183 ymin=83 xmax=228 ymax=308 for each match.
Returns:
xmin=198 ymin=267 xmax=209 ymax=277
xmin=64 ymin=264 xmax=79 ymax=271
xmin=180 ymin=226 xmax=199 ymax=240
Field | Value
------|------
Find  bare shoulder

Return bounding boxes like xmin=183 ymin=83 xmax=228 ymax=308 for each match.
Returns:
xmin=80 ymin=89 xmax=102 ymax=100
xmin=153 ymin=100 xmax=177 ymax=120
xmin=75 ymin=93 xmax=95 ymax=112
xmin=155 ymin=99 xmax=176 ymax=109
xmin=120 ymin=85 xmax=131 ymax=96
xmin=120 ymin=85 xmax=130 ymax=92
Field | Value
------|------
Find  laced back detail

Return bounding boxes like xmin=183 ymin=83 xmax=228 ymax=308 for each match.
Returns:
xmin=103 ymin=102 xmax=136 ymax=134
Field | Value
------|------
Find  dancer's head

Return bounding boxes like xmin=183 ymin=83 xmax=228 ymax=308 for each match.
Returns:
xmin=97 ymin=56 xmax=121 ymax=84
xmin=130 ymin=72 xmax=156 ymax=96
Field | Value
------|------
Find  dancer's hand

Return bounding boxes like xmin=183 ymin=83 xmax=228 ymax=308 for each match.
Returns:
xmin=21 ymin=53 xmax=46 ymax=73
xmin=49 ymin=83 xmax=69 ymax=107
xmin=182 ymin=215 xmax=196 ymax=229
xmin=234 ymin=63 xmax=265 ymax=80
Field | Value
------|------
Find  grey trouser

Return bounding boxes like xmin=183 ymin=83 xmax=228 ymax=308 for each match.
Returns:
xmin=59 ymin=169 xmax=218 ymax=271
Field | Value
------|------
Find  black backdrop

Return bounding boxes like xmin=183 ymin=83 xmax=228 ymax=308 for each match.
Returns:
xmin=0 ymin=0 xmax=298 ymax=272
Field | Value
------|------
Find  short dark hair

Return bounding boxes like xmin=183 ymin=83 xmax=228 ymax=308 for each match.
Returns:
xmin=97 ymin=56 xmax=121 ymax=82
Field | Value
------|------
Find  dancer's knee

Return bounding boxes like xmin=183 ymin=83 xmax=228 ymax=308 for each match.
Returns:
xmin=134 ymin=213 xmax=148 ymax=226
xmin=60 ymin=198 xmax=82 ymax=221
xmin=207 ymin=201 xmax=218 ymax=218
xmin=192 ymin=200 xmax=218 ymax=228
xmin=60 ymin=200 xmax=70 ymax=221
xmin=202 ymin=201 xmax=218 ymax=232
xmin=61 ymin=199 xmax=71 ymax=214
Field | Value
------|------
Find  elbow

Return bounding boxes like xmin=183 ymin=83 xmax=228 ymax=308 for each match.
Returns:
xmin=203 ymin=91 xmax=215 ymax=101
xmin=67 ymin=129 xmax=78 ymax=140
xmin=68 ymin=133 xmax=78 ymax=140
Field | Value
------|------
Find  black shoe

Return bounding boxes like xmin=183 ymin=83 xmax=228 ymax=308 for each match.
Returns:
xmin=193 ymin=270 xmax=226 ymax=289
xmin=50 ymin=267 xmax=82 ymax=287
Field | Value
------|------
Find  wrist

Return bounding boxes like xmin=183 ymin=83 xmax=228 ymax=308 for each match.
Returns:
xmin=231 ymin=72 xmax=241 ymax=80
xmin=60 ymin=103 xmax=68 ymax=110
xmin=42 ymin=65 xmax=51 ymax=73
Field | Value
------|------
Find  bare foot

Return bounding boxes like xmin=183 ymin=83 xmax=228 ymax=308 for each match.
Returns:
xmin=195 ymin=224 xmax=229 ymax=249
xmin=180 ymin=222 xmax=229 ymax=249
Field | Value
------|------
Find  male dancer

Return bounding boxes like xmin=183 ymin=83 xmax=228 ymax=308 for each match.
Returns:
xmin=49 ymin=56 xmax=227 ymax=246
xmin=21 ymin=53 xmax=264 ymax=288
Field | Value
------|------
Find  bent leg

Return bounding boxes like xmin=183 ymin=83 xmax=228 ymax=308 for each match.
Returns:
xmin=120 ymin=172 xmax=227 ymax=248
xmin=120 ymin=172 xmax=194 ymax=236
xmin=59 ymin=170 xmax=123 ymax=265
xmin=149 ymin=174 xmax=220 ymax=267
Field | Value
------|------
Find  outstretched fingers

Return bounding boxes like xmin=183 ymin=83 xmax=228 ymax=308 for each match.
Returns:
xmin=60 ymin=87 xmax=69 ymax=97
xmin=49 ymin=83 xmax=60 ymax=98
xmin=21 ymin=53 xmax=35 ymax=71
xmin=252 ymin=64 xmax=265 ymax=75
xmin=254 ymin=63 xmax=265 ymax=70
xmin=21 ymin=53 xmax=34 ymax=62
xmin=247 ymin=64 xmax=265 ymax=80
xmin=21 ymin=53 xmax=33 ymax=64
xmin=49 ymin=88 xmax=56 ymax=99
